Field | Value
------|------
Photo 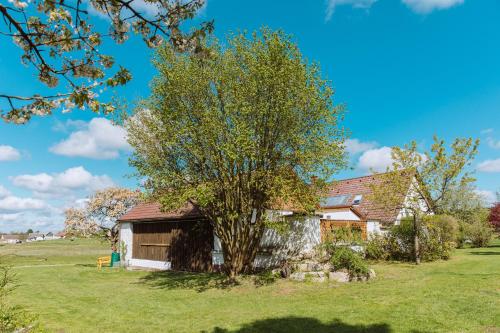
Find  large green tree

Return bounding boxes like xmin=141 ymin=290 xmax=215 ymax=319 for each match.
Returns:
xmin=370 ymin=137 xmax=479 ymax=264
xmin=127 ymin=29 xmax=346 ymax=277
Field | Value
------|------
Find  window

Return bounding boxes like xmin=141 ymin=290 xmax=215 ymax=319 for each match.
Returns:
xmin=353 ymin=194 xmax=363 ymax=205
xmin=321 ymin=195 xmax=350 ymax=207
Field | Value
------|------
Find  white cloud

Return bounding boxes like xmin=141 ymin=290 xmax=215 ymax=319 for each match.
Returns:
xmin=481 ymin=128 xmax=494 ymax=135
xmin=50 ymin=118 xmax=131 ymax=159
xmin=357 ymin=146 xmax=394 ymax=172
xmin=11 ymin=173 xmax=53 ymax=192
xmin=477 ymin=159 xmax=500 ymax=173
xmin=486 ymin=137 xmax=500 ymax=150
xmin=401 ymin=0 xmax=464 ymax=14
xmin=0 ymin=196 xmax=46 ymax=212
xmin=325 ymin=0 xmax=377 ymax=21
xmin=345 ymin=138 xmax=378 ymax=155
xmin=0 ymin=213 xmax=21 ymax=222
xmin=11 ymin=166 xmax=115 ymax=197
xmin=0 ymin=185 xmax=10 ymax=198
xmin=52 ymin=119 xmax=87 ymax=133
xmin=474 ymin=189 xmax=496 ymax=206
xmin=0 ymin=145 xmax=21 ymax=161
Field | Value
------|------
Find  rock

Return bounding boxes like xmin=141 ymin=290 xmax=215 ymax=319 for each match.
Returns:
xmin=295 ymin=263 xmax=309 ymax=272
xmin=301 ymin=250 xmax=315 ymax=260
xmin=321 ymin=263 xmax=333 ymax=272
xmin=369 ymin=269 xmax=376 ymax=279
xmin=307 ymin=262 xmax=322 ymax=271
xmin=290 ymin=272 xmax=306 ymax=281
xmin=308 ymin=271 xmax=326 ymax=283
xmin=328 ymin=271 xmax=349 ymax=283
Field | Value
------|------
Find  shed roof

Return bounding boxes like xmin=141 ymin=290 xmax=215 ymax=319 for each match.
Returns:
xmin=118 ymin=201 xmax=202 ymax=222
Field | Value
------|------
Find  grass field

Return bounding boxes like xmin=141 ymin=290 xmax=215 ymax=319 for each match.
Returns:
xmin=1 ymin=238 xmax=499 ymax=333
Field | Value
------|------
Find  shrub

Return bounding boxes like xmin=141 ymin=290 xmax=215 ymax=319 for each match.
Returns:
xmin=0 ymin=264 xmax=45 ymax=332
xmin=488 ymin=202 xmax=500 ymax=232
xmin=467 ymin=220 xmax=493 ymax=248
xmin=364 ymin=235 xmax=389 ymax=261
xmin=389 ymin=219 xmax=416 ymax=261
xmin=421 ymin=215 xmax=459 ymax=260
xmin=330 ymin=247 xmax=369 ymax=279
xmin=457 ymin=208 xmax=493 ymax=248
xmin=366 ymin=216 xmax=458 ymax=262
xmin=323 ymin=226 xmax=363 ymax=247
xmin=425 ymin=215 xmax=459 ymax=244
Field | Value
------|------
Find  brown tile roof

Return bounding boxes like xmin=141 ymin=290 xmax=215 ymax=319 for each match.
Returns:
xmin=323 ymin=173 xmax=411 ymax=224
xmin=118 ymin=201 xmax=202 ymax=222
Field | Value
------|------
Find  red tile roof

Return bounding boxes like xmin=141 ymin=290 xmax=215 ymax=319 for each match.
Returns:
xmin=118 ymin=201 xmax=202 ymax=222
xmin=323 ymin=173 xmax=411 ymax=224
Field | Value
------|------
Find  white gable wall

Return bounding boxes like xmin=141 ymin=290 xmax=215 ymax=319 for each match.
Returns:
xmin=395 ymin=176 xmax=431 ymax=225
xmin=317 ymin=209 xmax=361 ymax=221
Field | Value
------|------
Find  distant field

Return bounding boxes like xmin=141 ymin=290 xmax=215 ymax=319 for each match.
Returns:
xmin=1 ymin=238 xmax=499 ymax=333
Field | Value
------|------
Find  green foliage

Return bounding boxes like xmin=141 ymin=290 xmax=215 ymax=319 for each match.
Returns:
xmin=364 ymin=235 xmax=390 ymax=261
xmin=0 ymin=263 xmax=44 ymax=332
xmin=422 ymin=214 xmax=459 ymax=259
xmin=368 ymin=137 xmax=479 ymax=264
xmin=462 ymin=209 xmax=493 ymax=248
xmin=330 ymin=247 xmax=369 ymax=279
xmin=253 ymin=269 xmax=280 ymax=287
xmin=366 ymin=216 xmax=458 ymax=262
xmin=127 ymin=28 xmax=346 ymax=276
xmin=322 ymin=226 xmax=363 ymax=249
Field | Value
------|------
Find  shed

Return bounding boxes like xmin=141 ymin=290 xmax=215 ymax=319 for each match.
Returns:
xmin=118 ymin=201 xmax=213 ymax=272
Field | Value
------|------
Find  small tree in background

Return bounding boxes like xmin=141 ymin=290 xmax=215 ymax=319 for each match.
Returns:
xmin=127 ymin=29 xmax=346 ymax=277
xmin=370 ymin=137 xmax=479 ymax=264
xmin=64 ymin=207 xmax=97 ymax=238
xmin=489 ymin=202 xmax=500 ymax=232
xmin=0 ymin=263 xmax=42 ymax=331
xmin=64 ymin=187 xmax=140 ymax=250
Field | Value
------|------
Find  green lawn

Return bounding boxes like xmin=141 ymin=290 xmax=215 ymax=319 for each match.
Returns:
xmin=2 ymin=238 xmax=499 ymax=333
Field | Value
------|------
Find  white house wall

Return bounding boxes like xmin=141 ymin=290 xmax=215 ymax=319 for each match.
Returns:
xmin=119 ymin=222 xmax=133 ymax=264
xmin=120 ymin=214 xmax=323 ymax=270
xmin=366 ymin=221 xmax=382 ymax=237
xmin=213 ymin=215 xmax=321 ymax=268
xmin=395 ymin=177 xmax=431 ymax=225
xmin=317 ymin=210 xmax=361 ymax=220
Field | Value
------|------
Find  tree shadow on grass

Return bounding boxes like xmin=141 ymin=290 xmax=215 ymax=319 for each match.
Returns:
xmin=75 ymin=264 xmax=97 ymax=268
xmin=468 ymin=251 xmax=500 ymax=256
xmin=206 ymin=317 xmax=392 ymax=333
xmin=137 ymin=271 xmax=236 ymax=292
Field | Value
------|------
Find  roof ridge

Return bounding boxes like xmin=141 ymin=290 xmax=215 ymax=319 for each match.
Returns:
xmin=332 ymin=173 xmax=384 ymax=183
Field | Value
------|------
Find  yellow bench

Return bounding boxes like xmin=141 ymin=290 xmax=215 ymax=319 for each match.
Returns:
xmin=97 ymin=256 xmax=111 ymax=269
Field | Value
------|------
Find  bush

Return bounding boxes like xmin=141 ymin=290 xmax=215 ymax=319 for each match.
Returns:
xmin=365 ymin=216 xmax=458 ymax=262
xmin=421 ymin=215 xmax=459 ymax=260
xmin=467 ymin=220 xmax=493 ymax=248
xmin=488 ymin=202 xmax=500 ymax=232
xmin=330 ymin=247 xmax=369 ymax=279
xmin=364 ymin=235 xmax=391 ymax=261
xmin=459 ymin=208 xmax=493 ymax=248
xmin=0 ymin=264 xmax=45 ymax=332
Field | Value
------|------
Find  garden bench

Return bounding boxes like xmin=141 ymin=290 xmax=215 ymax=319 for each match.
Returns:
xmin=97 ymin=256 xmax=111 ymax=269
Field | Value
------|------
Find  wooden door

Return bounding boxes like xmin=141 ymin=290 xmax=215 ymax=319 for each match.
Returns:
xmin=132 ymin=219 xmax=213 ymax=272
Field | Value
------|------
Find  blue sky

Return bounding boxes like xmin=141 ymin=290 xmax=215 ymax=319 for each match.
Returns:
xmin=0 ymin=0 xmax=499 ymax=232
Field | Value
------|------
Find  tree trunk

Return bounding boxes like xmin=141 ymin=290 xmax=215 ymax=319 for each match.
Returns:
xmin=413 ymin=215 xmax=421 ymax=265
xmin=218 ymin=215 xmax=264 ymax=278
